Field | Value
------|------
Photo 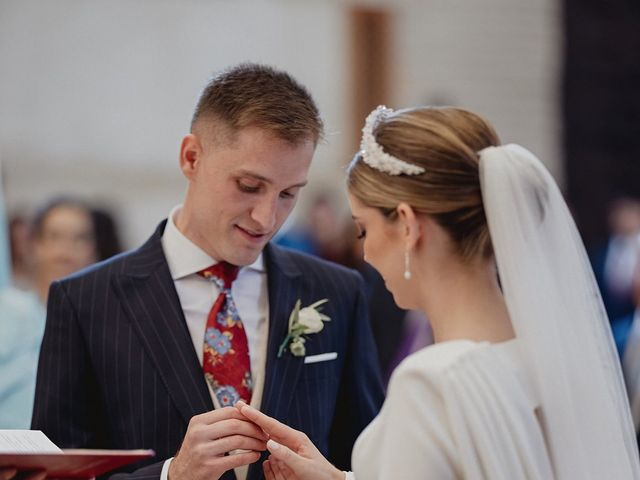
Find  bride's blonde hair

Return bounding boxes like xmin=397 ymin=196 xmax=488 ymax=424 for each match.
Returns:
xmin=347 ymin=106 xmax=500 ymax=261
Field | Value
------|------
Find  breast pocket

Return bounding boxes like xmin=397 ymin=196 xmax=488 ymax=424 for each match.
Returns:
xmin=298 ymin=354 xmax=340 ymax=383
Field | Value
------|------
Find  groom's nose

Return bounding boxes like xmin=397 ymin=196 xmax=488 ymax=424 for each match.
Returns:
xmin=250 ymin=196 xmax=278 ymax=232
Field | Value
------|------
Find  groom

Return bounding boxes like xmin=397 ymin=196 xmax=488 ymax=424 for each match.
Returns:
xmin=31 ymin=63 xmax=384 ymax=480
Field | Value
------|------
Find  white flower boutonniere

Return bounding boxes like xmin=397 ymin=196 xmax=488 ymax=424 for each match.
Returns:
xmin=278 ymin=299 xmax=330 ymax=358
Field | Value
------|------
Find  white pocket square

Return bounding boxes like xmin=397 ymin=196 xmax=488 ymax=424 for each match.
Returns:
xmin=304 ymin=352 xmax=338 ymax=364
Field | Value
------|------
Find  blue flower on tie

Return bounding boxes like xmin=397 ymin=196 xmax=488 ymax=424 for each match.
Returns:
xmin=205 ymin=327 xmax=232 ymax=355
xmin=215 ymin=385 xmax=240 ymax=407
xmin=217 ymin=296 xmax=242 ymax=327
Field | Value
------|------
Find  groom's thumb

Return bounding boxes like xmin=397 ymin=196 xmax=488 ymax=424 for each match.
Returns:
xmin=266 ymin=439 xmax=305 ymax=469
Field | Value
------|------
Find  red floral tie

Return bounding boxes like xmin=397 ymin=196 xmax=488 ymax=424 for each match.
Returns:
xmin=198 ymin=262 xmax=252 ymax=406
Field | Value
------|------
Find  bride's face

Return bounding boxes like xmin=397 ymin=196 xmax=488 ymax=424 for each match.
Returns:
xmin=348 ymin=193 xmax=411 ymax=307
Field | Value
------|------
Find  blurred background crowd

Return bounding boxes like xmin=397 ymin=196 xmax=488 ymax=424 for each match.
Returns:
xmin=1 ymin=0 xmax=639 ymax=443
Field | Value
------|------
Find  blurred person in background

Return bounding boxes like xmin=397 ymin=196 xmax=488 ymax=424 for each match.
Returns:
xmin=0 ymin=282 xmax=43 ymax=429
xmin=8 ymin=214 xmax=33 ymax=289
xmin=276 ymin=193 xmax=347 ymax=260
xmin=620 ymin=264 xmax=640 ymax=437
xmin=1 ymin=196 xmax=98 ymax=429
xmin=304 ymin=194 xmax=349 ymax=264
xmin=591 ymin=197 xmax=640 ymax=322
xmin=611 ymin=253 xmax=640 ymax=357
xmin=384 ymin=309 xmax=433 ymax=384
xmin=91 ymin=207 xmax=123 ymax=261
xmin=0 ymin=174 xmax=42 ymax=428
xmin=31 ymin=197 xmax=98 ymax=305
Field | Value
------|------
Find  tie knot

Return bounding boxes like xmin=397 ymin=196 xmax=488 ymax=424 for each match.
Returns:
xmin=198 ymin=262 xmax=239 ymax=289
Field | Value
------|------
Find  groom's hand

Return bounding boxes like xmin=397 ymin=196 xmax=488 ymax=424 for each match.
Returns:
xmin=168 ymin=407 xmax=268 ymax=480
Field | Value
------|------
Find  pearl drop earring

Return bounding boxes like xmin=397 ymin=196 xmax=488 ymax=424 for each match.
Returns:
xmin=404 ymin=251 xmax=412 ymax=280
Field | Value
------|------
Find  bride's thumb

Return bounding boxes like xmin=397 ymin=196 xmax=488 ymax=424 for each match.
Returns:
xmin=266 ymin=439 xmax=304 ymax=468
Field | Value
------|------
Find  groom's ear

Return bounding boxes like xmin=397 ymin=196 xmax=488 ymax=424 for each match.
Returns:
xmin=179 ymin=133 xmax=204 ymax=180
xmin=396 ymin=203 xmax=421 ymax=250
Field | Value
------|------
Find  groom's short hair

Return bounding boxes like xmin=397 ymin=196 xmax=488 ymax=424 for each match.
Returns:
xmin=191 ymin=63 xmax=323 ymax=146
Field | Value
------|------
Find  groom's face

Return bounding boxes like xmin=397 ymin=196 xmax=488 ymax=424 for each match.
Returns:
xmin=178 ymin=125 xmax=314 ymax=266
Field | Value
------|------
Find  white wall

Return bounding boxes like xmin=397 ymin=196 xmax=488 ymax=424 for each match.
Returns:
xmin=0 ymin=0 xmax=560 ymax=248
xmin=394 ymin=0 xmax=561 ymax=179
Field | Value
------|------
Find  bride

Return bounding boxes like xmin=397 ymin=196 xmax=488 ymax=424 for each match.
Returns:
xmin=236 ymin=105 xmax=640 ymax=479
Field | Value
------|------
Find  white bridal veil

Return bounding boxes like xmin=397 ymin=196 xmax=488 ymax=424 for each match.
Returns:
xmin=479 ymin=144 xmax=640 ymax=479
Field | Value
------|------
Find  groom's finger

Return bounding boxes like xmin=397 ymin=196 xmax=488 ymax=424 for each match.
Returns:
xmin=236 ymin=402 xmax=305 ymax=447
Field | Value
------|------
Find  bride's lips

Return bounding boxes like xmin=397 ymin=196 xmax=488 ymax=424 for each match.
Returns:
xmin=235 ymin=225 xmax=269 ymax=243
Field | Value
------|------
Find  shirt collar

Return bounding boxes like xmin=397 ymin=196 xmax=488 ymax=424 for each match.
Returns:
xmin=161 ymin=205 xmax=265 ymax=280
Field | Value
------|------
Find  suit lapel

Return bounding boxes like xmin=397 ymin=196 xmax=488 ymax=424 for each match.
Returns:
xmin=114 ymin=222 xmax=213 ymax=426
xmin=260 ymin=244 xmax=306 ymax=418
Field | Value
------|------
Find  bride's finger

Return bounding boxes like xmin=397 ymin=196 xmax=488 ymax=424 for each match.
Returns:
xmin=266 ymin=439 xmax=310 ymax=475
xmin=263 ymin=459 xmax=276 ymax=480
xmin=236 ymin=402 xmax=305 ymax=448
xmin=272 ymin=458 xmax=297 ymax=479
xmin=270 ymin=458 xmax=294 ymax=480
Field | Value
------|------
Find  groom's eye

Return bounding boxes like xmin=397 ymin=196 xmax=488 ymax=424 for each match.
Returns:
xmin=356 ymin=229 xmax=366 ymax=239
xmin=237 ymin=180 xmax=261 ymax=194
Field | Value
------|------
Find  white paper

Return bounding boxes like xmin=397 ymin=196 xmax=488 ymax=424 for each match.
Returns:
xmin=0 ymin=430 xmax=62 ymax=453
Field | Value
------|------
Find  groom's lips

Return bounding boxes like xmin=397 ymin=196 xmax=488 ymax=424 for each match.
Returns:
xmin=235 ymin=225 xmax=269 ymax=243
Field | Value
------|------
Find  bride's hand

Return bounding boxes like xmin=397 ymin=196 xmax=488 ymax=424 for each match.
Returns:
xmin=263 ymin=457 xmax=298 ymax=480
xmin=235 ymin=401 xmax=344 ymax=480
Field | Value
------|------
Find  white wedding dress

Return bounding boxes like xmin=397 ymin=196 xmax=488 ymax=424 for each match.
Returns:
xmin=352 ymin=339 xmax=555 ymax=479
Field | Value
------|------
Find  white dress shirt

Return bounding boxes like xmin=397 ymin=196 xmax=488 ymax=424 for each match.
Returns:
xmin=160 ymin=206 xmax=269 ymax=480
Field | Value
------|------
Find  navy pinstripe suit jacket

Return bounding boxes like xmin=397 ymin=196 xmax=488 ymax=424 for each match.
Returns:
xmin=32 ymin=221 xmax=384 ymax=479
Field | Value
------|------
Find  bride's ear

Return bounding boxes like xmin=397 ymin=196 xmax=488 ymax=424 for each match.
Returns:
xmin=396 ymin=203 xmax=421 ymax=250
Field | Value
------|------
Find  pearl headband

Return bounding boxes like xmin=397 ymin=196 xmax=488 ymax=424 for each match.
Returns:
xmin=359 ymin=105 xmax=426 ymax=176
